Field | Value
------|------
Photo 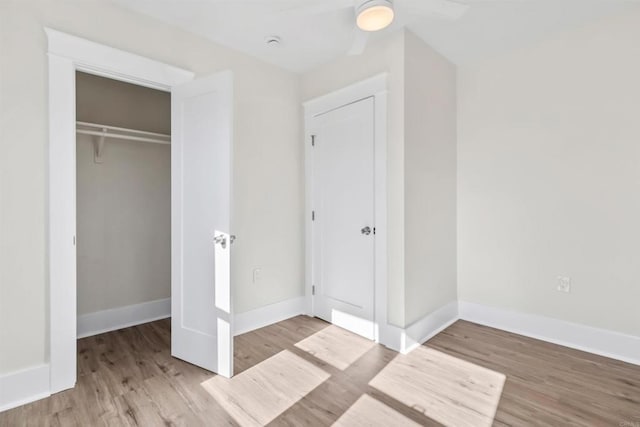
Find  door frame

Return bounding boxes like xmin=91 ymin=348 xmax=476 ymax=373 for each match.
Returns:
xmin=303 ymin=74 xmax=389 ymax=346
xmin=45 ymin=28 xmax=198 ymax=393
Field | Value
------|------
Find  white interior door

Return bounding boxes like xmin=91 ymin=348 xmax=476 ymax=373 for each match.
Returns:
xmin=310 ymin=97 xmax=375 ymax=340
xmin=171 ymin=71 xmax=234 ymax=377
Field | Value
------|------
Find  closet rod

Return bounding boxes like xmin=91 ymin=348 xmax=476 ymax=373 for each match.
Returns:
xmin=76 ymin=129 xmax=170 ymax=145
xmin=76 ymin=121 xmax=171 ymax=145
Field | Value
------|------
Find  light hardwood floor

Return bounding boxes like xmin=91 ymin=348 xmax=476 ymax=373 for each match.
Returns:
xmin=1 ymin=317 xmax=638 ymax=426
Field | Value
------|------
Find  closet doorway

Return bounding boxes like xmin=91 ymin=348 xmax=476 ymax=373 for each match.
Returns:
xmin=75 ymin=72 xmax=172 ymax=342
xmin=47 ymin=29 xmax=234 ymax=394
xmin=73 ymin=72 xmax=234 ymax=379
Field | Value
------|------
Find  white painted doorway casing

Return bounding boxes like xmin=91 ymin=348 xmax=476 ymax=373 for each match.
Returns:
xmin=46 ymin=28 xmax=235 ymax=394
xmin=308 ymin=97 xmax=376 ymax=340
xmin=304 ymin=74 xmax=389 ymax=346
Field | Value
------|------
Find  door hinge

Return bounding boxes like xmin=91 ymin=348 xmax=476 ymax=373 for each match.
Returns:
xmin=311 ymin=135 xmax=316 ymax=147
xmin=312 ymin=285 xmax=315 ymax=296
xmin=373 ymin=227 xmax=376 ymax=235
xmin=312 ymin=210 xmax=315 ymax=221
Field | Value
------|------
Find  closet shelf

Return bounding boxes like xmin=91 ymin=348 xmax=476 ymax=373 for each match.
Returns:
xmin=76 ymin=121 xmax=170 ymax=163
xmin=76 ymin=121 xmax=171 ymax=145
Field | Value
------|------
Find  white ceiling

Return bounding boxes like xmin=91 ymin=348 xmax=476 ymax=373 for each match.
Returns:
xmin=114 ymin=0 xmax=638 ymax=73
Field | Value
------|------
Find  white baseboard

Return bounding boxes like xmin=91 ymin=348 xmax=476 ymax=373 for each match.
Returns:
xmin=379 ymin=323 xmax=405 ymax=353
xmin=381 ymin=301 xmax=459 ymax=354
xmin=234 ymin=297 xmax=305 ymax=336
xmin=0 ymin=364 xmax=50 ymax=413
xmin=401 ymin=301 xmax=459 ymax=354
xmin=77 ymin=298 xmax=171 ymax=339
xmin=459 ymin=301 xmax=640 ymax=366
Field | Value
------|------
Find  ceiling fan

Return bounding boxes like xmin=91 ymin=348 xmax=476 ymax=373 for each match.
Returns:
xmin=275 ymin=0 xmax=469 ymax=55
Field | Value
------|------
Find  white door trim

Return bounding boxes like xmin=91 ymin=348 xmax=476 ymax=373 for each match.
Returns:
xmin=303 ymin=73 xmax=389 ymax=347
xmin=45 ymin=28 xmax=194 ymax=394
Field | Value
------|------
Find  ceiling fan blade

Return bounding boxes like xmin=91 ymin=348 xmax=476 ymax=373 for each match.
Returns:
xmin=404 ymin=0 xmax=469 ymax=21
xmin=347 ymin=29 xmax=369 ymax=56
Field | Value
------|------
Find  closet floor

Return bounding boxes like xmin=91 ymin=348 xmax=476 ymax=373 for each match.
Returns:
xmin=1 ymin=317 xmax=639 ymax=426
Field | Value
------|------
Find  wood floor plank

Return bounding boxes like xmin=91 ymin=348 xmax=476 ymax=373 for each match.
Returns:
xmin=333 ymin=394 xmax=422 ymax=427
xmin=426 ymin=320 xmax=640 ymax=427
xmin=1 ymin=316 xmax=639 ymax=426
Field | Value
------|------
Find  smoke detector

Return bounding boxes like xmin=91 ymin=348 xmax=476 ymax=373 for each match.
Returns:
xmin=264 ymin=36 xmax=282 ymax=47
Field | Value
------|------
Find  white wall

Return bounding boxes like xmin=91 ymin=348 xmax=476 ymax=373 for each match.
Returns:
xmin=76 ymin=135 xmax=171 ymax=315
xmin=300 ymin=31 xmax=406 ymax=326
xmin=76 ymin=71 xmax=171 ymax=133
xmin=0 ymin=0 xmax=302 ymax=375
xmin=76 ymin=72 xmax=171 ymax=316
xmin=457 ymin=7 xmax=640 ymax=336
xmin=403 ymin=31 xmax=457 ymax=326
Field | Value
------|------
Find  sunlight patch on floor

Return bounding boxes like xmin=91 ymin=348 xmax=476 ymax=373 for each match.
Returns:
xmin=369 ymin=346 xmax=506 ymax=427
xmin=200 ymin=350 xmax=329 ymax=426
xmin=294 ymin=324 xmax=376 ymax=370
xmin=334 ymin=394 xmax=422 ymax=427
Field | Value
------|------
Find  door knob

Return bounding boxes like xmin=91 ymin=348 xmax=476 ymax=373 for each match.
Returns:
xmin=361 ymin=226 xmax=372 ymax=235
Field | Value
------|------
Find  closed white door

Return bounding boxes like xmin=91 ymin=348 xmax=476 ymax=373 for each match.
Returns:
xmin=171 ymin=71 xmax=234 ymax=377
xmin=310 ymin=97 xmax=375 ymax=340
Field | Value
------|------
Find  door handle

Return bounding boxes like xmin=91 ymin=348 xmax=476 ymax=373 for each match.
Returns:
xmin=214 ymin=235 xmax=227 ymax=249
xmin=214 ymin=234 xmax=236 ymax=249
xmin=361 ymin=226 xmax=372 ymax=236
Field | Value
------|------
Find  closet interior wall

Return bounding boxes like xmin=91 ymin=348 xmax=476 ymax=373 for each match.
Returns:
xmin=75 ymin=72 xmax=171 ymax=322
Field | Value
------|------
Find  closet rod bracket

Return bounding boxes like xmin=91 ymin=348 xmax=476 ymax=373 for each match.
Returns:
xmin=94 ymin=129 xmax=106 ymax=164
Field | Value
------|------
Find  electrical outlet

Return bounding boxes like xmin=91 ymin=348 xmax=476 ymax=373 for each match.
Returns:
xmin=557 ymin=276 xmax=571 ymax=293
xmin=253 ymin=268 xmax=262 ymax=284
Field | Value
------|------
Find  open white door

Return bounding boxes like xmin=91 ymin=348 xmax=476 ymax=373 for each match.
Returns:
xmin=171 ymin=71 xmax=234 ymax=377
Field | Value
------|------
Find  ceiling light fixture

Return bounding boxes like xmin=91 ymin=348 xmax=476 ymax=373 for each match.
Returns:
xmin=356 ymin=0 xmax=395 ymax=32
